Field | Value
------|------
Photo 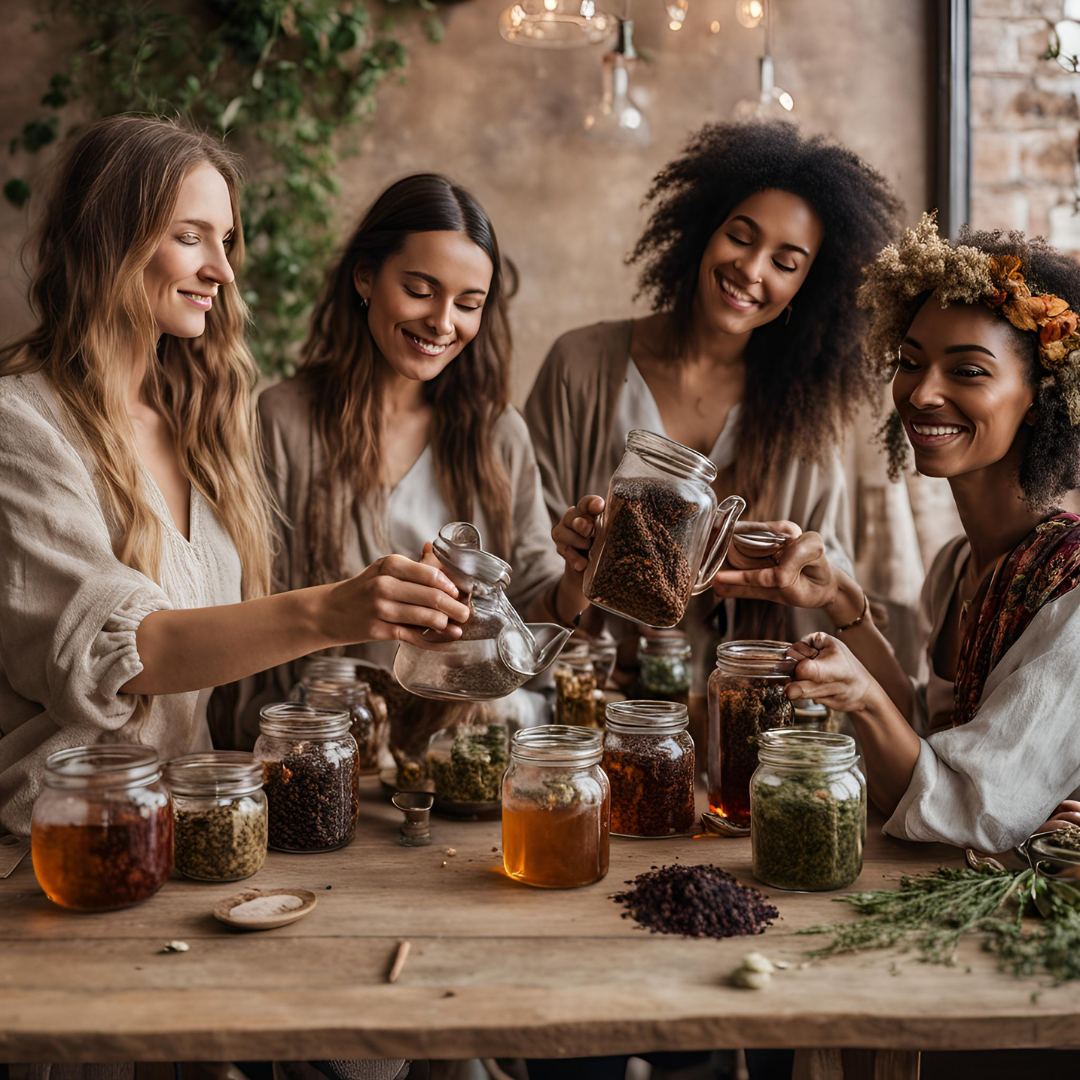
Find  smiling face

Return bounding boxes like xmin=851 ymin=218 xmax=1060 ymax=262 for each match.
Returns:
xmin=143 ymin=161 xmax=236 ymax=338
xmin=354 ymin=230 xmax=493 ymax=382
xmin=693 ymin=188 xmax=823 ymax=336
xmin=894 ymin=299 xmax=1036 ymax=480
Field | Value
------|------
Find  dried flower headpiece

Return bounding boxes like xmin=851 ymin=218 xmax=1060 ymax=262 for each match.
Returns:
xmin=858 ymin=212 xmax=1080 ymax=426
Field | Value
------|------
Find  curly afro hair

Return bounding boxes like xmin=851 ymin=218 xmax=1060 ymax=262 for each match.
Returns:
xmin=860 ymin=223 xmax=1080 ymax=511
xmin=629 ymin=120 xmax=903 ymax=504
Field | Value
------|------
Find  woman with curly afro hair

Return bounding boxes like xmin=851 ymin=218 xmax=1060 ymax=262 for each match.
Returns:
xmin=712 ymin=215 xmax=1080 ymax=852
xmin=525 ymin=119 xmax=913 ymax=696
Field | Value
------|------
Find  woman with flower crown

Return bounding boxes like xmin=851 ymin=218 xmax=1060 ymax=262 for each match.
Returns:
xmin=710 ymin=214 xmax=1080 ymax=852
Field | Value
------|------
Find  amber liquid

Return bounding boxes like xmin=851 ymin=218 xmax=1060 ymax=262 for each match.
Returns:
xmin=502 ymin=794 xmax=610 ymax=888
xmin=32 ymin=807 xmax=173 ymax=911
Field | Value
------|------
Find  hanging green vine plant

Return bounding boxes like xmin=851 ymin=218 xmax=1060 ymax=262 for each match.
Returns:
xmin=6 ymin=0 xmax=445 ymax=374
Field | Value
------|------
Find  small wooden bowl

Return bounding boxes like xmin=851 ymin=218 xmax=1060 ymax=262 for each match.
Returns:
xmin=213 ymin=887 xmax=318 ymax=931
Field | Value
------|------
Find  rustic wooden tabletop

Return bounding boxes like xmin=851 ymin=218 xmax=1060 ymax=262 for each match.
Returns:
xmin=1 ymin=780 xmax=1078 ymax=1072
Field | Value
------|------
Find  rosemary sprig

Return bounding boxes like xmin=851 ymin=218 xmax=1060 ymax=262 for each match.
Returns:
xmin=984 ymin=877 xmax=1080 ymax=984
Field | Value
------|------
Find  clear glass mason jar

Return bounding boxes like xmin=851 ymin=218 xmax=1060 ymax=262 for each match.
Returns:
xmin=31 ymin=745 xmax=173 ymax=911
xmin=553 ymin=643 xmax=601 ymax=728
xmin=583 ymin=429 xmax=745 ymax=628
xmin=291 ymin=656 xmax=380 ymax=774
xmin=706 ymin=641 xmax=796 ymax=829
xmin=254 ymin=702 xmax=359 ymax=853
xmin=502 ymin=726 xmax=610 ymax=888
xmin=603 ymin=701 xmax=696 ymax=837
xmin=637 ymin=634 xmax=692 ymax=710
xmin=166 ymin=752 xmax=267 ymax=882
xmin=751 ymin=730 xmax=866 ymax=892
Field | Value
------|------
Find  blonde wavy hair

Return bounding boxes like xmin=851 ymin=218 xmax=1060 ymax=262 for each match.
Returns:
xmin=0 ymin=115 xmax=273 ymax=597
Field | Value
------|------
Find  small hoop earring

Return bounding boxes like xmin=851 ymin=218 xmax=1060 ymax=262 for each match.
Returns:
xmin=358 ymin=296 xmax=368 ymax=310
xmin=785 ymin=304 xmax=794 ymax=326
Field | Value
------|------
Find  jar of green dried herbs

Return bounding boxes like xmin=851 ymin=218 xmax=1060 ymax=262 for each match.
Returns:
xmin=750 ymin=730 xmax=866 ymax=892
xmin=166 ymin=752 xmax=267 ymax=882
xmin=637 ymin=634 xmax=691 ymax=710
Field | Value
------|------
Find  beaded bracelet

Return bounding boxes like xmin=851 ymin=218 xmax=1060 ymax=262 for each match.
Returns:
xmin=834 ymin=590 xmax=870 ymax=634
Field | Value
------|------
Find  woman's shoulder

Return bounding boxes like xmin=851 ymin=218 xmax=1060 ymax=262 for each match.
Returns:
xmin=257 ymin=374 xmax=315 ymax=434
xmin=491 ymin=405 xmax=536 ymax=461
xmin=0 ymin=370 xmax=74 ymax=450
xmin=540 ymin=319 xmax=633 ymax=376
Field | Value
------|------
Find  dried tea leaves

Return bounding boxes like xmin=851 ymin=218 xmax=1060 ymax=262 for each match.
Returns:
xmin=426 ymin=725 xmax=508 ymax=803
xmin=174 ymin=797 xmax=267 ymax=882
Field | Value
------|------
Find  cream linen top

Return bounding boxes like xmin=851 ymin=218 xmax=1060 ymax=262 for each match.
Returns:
xmin=0 ymin=371 xmax=242 ymax=836
xmin=886 ymin=533 xmax=1080 ymax=851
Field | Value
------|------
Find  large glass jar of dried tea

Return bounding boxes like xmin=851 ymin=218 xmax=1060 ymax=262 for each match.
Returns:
xmin=31 ymin=745 xmax=173 ymax=911
xmin=751 ymin=730 xmax=866 ymax=892
xmin=291 ymin=656 xmax=380 ymax=774
xmin=166 ymin=752 xmax=267 ymax=882
xmin=583 ymin=429 xmax=745 ymax=628
xmin=425 ymin=721 xmax=508 ymax=806
xmin=553 ymin=643 xmax=602 ymax=728
xmin=602 ymin=701 xmax=696 ymax=837
xmin=502 ymin=726 xmax=610 ymax=888
xmin=706 ymin=641 xmax=796 ymax=829
xmin=637 ymin=634 xmax=692 ymax=711
xmin=255 ymin=703 xmax=359 ymax=853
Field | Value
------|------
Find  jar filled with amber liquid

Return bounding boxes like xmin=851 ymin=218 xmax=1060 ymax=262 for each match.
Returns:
xmin=502 ymin=726 xmax=609 ymax=888
xmin=603 ymin=701 xmax=696 ymax=837
xmin=706 ymin=641 xmax=795 ymax=829
xmin=31 ymin=745 xmax=173 ymax=911
xmin=291 ymin=656 xmax=381 ymax=774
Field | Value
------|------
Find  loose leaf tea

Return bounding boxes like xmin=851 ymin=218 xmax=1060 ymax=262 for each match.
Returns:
xmin=263 ymin=743 xmax=359 ymax=852
xmin=603 ymin=732 xmax=696 ymax=837
xmin=554 ymin=663 xmax=600 ymax=728
xmin=613 ymin=863 xmax=778 ymax=938
xmin=174 ymin=797 xmax=267 ymax=882
xmin=426 ymin=725 xmax=508 ymax=803
xmin=587 ymin=479 xmax=697 ymax=626
xmin=752 ymin=763 xmax=865 ymax=891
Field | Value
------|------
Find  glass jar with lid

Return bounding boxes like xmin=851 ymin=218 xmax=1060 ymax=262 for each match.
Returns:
xmin=31 ymin=745 xmax=173 ymax=911
xmin=502 ymin=726 xmax=610 ymax=888
xmin=602 ymin=701 xmax=696 ymax=837
xmin=393 ymin=522 xmax=573 ymax=700
xmin=291 ymin=656 xmax=380 ymax=774
xmin=553 ymin=642 xmax=602 ymax=727
xmin=751 ymin=730 xmax=866 ymax=892
xmin=637 ymin=633 xmax=692 ymax=710
xmin=166 ymin=751 xmax=267 ymax=881
xmin=254 ymin=702 xmax=359 ymax=853
xmin=706 ymin=641 xmax=796 ymax=829
xmin=583 ymin=429 xmax=745 ymax=628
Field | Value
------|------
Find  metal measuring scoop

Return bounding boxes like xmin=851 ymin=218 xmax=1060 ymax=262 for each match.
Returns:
xmin=701 ymin=810 xmax=751 ymax=838
xmin=392 ymin=791 xmax=434 ymax=847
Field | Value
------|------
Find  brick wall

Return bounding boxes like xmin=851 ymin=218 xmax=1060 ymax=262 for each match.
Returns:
xmin=971 ymin=0 xmax=1080 ymax=249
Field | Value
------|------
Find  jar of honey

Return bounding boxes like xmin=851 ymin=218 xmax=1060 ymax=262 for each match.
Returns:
xmin=31 ymin=745 xmax=173 ymax=911
xmin=502 ymin=726 xmax=609 ymax=888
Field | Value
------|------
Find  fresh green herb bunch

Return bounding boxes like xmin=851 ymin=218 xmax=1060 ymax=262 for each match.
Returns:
xmin=6 ymin=0 xmax=442 ymax=375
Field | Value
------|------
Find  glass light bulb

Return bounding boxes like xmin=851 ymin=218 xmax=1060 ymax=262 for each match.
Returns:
xmin=710 ymin=20 xmax=721 ymax=33
xmin=664 ymin=0 xmax=689 ymax=25
xmin=775 ymin=88 xmax=794 ymax=111
xmin=736 ymin=0 xmax=764 ymax=28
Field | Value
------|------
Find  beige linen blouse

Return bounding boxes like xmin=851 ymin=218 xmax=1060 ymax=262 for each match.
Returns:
xmin=0 ymin=371 xmax=242 ymax=836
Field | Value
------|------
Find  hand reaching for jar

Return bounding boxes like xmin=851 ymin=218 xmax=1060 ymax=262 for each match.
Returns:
xmin=785 ymin=633 xmax=879 ymax=714
xmin=553 ymin=495 xmax=605 ymax=581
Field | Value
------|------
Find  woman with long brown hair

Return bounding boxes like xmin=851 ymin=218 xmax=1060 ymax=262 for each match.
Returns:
xmin=255 ymin=174 xmax=577 ymax=703
xmin=0 ymin=117 xmax=468 ymax=836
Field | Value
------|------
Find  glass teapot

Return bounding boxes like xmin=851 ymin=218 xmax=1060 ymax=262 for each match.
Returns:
xmin=393 ymin=521 xmax=574 ymax=701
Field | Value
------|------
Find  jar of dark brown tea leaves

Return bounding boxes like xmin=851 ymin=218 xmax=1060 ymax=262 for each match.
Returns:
xmin=291 ymin=656 xmax=380 ymax=774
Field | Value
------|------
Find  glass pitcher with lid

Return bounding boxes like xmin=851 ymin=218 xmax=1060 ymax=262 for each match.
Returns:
xmin=583 ymin=429 xmax=745 ymax=628
xmin=393 ymin=521 xmax=574 ymax=700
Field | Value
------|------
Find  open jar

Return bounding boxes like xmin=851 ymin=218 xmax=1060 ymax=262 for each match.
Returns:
xmin=583 ymin=429 xmax=745 ymax=628
xmin=291 ymin=656 xmax=380 ymax=774
xmin=751 ymin=730 xmax=866 ymax=892
xmin=553 ymin=642 xmax=602 ymax=728
xmin=502 ymin=726 xmax=609 ymax=888
xmin=706 ymin=641 xmax=796 ymax=829
xmin=166 ymin=752 xmax=267 ymax=882
xmin=255 ymin=703 xmax=359 ymax=853
xmin=603 ymin=701 xmax=696 ymax=837
xmin=394 ymin=522 xmax=572 ymax=700
xmin=31 ymin=745 xmax=173 ymax=911
xmin=425 ymin=720 xmax=508 ymax=807
xmin=637 ymin=634 xmax=692 ymax=710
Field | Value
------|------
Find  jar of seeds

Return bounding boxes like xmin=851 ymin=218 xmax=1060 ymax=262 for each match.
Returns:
xmin=502 ymin=726 xmax=609 ymax=888
xmin=751 ymin=730 xmax=866 ymax=892
xmin=706 ymin=641 xmax=796 ymax=829
xmin=583 ymin=429 xmax=745 ymax=628
xmin=602 ymin=701 xmax=695 ymax=837
xmin=637 ymin=634 xmax=692 ymax=711
xmin=291 ymin=656 xmax=380 ymax=774
xmin=255 ymin=703 xmax=360 ymax=853
xmin=166 ymin=752 xmax=267 ymax=882
xmin=553 ymin=644 xmax=602 ymax=728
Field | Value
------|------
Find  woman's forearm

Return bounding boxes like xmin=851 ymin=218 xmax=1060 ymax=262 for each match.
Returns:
xmin=121 ymin=584 xmax=342 ymax=696
xmin=849 ymin=684 xmax=922 ymax=814
xmin=824 ymin=571 xmax=915 ymax=721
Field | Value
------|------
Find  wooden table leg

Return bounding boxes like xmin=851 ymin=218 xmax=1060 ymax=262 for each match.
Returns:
xmin=793 ymin=1049 xmax=844 ymax=1080
xmin=871 ymin=1050 xmax=920 ymax=1080
xmin=793 ymin=1049 xmax=920 ymax=1080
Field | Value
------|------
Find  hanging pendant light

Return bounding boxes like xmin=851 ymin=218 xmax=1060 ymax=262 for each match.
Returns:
xmin=733 ymin=2 xmax=795 ymax=119
xmin=735 ymin=0 xmax=764 ymax=28
xmin=499 ymin=0 xmax=619 ymax=48
xmin=583 ymin=18 xmax=651 ymax=146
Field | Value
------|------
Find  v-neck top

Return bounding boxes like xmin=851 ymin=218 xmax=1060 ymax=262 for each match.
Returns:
xmin=0 ymin=371 xmax=243 ymax=835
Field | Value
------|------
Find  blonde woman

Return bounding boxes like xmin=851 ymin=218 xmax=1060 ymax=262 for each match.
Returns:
xmin=0 ymin=117 xmax=468 ymax=837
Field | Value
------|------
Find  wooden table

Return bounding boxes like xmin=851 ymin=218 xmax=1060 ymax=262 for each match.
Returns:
xmin=2 ymin=780 xmax=1078 ymax=1074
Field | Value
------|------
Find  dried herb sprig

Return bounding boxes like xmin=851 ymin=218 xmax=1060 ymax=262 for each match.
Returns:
xmin=983 ymin=877 xmax=1080 ymax=985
